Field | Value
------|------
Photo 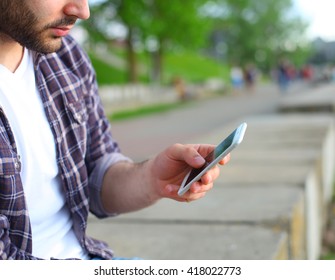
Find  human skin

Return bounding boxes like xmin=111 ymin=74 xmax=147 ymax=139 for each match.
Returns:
xmin=0 ymin=0 xmax=89 ymax=71
xmin=0 ymin=0 xmax=230 ymax=214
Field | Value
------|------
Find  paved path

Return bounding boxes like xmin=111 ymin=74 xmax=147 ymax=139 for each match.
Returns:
xmin=109 ymin=82 xmax=308 ymax=161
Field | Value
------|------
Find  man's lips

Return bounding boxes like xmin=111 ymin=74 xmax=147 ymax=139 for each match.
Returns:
xmin=50 ymin=26 xmax=72 ymax=37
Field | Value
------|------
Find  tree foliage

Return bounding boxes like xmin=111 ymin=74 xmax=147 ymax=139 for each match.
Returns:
xmin=84 ymin=0 xmax=211 ymax=83
xmin=83 ymin=0 xmax=310 ymax=83
xmin=207 ymin=0 xmax=309 ymax=70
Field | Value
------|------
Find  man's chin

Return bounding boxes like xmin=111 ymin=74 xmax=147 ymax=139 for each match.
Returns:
xmin=26 ymin=36 xmax=63 ymax=54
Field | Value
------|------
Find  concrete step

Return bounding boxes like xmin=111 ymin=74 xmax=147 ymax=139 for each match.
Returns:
xmin=88 ymin=220 xmax=288 ymax=260
xmin=279 ymin=83 xmax=335 ymax=113
xmin=87 ymin=114 xmax=335 ymax=260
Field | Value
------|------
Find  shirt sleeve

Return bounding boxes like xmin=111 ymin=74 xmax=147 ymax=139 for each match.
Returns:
xmin=0 ymin=215 xmax=42 ymax=260
xmin=88 ymin=153 xmax=132 ymax=218
xmin=85 ymin=84 xmax=133 ymax=217
xmin=78 ymin=43 xmax=133 ymax=218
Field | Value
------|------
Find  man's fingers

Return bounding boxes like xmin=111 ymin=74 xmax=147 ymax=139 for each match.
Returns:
xmin=219 ymin=153 xmax=231 ymax=165
xmin=167 ymin=144 xmax=206 ymax=168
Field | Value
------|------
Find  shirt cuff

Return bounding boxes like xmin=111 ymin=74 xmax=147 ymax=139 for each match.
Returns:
xmin=89 ymin=152 xmax=133 ymax=218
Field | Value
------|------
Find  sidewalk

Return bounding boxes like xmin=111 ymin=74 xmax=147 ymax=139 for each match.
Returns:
xmin=279 ymin=82 xmax=335 ymax=112
xmin=87 ymin=82 xmax=335 ymax=259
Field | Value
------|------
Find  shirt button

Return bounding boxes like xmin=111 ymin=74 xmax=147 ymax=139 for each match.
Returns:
xmin=14 ymin=156 xmax=21 ymax=171
xmin=75 ymin=113 xmax=83 ymax=123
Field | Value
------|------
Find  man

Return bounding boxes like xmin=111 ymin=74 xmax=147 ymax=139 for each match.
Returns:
xmin=0 ymin=0 xmax=229 ymax=260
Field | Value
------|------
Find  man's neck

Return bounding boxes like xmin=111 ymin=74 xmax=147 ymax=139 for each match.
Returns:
xmin=0 ymin=33 xmax=24 ymax=73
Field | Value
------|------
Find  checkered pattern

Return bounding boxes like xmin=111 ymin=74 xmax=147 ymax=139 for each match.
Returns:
xmin=0 ymin=36 xmax=129 ymax=259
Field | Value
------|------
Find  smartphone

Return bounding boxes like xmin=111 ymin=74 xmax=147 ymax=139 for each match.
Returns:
xmin=178 ymin=122 xmax=247 ymax=196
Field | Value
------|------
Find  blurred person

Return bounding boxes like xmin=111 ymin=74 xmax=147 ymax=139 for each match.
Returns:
xmin=0 ymin=0 xmax=230 ymax=260
xmin=276 ymin=59 xmax=290 ymax=93
xmin=243 ymin=63 xmax=257 ymax=92
xmin=301 ymin=64 xmax=313 ymax=81
xmin=173 ymin=76 xmax=191 ymax=101
xmin=230 ymin=65 xmax=244 ymax=93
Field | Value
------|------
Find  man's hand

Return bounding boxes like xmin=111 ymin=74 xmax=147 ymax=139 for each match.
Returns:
xmin=102 ymin=144 xmax=230 ymax=214
xmin=150 ymin=144 xmax=230 ymax=202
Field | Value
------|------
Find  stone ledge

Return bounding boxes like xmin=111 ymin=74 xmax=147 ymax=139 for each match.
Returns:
xmin=87 ymin=114 xmax=334 ymax=260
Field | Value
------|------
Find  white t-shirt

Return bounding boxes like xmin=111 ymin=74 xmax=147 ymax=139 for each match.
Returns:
xmin=0 ymin=48 xmax=89 ymax=259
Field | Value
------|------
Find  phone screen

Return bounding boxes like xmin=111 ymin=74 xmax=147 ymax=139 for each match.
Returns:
xmin=178 ymin=122 xmax=247 ymax=196
xmin=184 ymin=130 xmax=236 ymax=186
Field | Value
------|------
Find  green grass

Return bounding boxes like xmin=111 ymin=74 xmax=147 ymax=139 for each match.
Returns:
xmin=89 ymin=52 xmax=128 ymax=85
xmin=320 ymin=184 xmax=335 ymax=260
xmin=108 ymin=101 xmax=187 ymax=121
xmin=89 ymin=48 xmax=229 ymax=120
xmin=321 ymin=252 xmax=335 ymax=260
xmin=88 ymin=48 xmax=229 ymax=86
xmin=164 ymin=51 xmax=230 ymax=84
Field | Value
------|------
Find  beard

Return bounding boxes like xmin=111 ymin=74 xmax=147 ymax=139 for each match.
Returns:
xmin=0 ymin=1 xmax=76 ymax=53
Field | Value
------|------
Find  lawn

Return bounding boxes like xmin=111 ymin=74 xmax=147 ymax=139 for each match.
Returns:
xmin=89 ymin=48 xmax=229 ymax=86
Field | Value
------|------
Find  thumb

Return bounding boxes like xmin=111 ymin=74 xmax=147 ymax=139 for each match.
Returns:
xmin=167 ymin=144 xmax=206 ymax=167
xmin=185 ymin=147 xmax=206 ymax=168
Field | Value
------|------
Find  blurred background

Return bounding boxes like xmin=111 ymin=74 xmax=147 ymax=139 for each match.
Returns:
xmin=69 ymin=0 xmax=335 ymax=89
xmin=81 ymin=0 xmax=335 ymax=260
xmin=67 ymin=0 xmax=335 ymax=120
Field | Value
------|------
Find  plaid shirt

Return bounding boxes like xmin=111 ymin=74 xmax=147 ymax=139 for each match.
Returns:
xmin=0 ymin=36 xmax=129 ymax=260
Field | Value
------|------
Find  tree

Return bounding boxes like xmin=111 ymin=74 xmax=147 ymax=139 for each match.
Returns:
xmin=84 ymin=0 xmax=213 ymax=83
xmin=140 ymin=0 xmax=212 ymax=83
xmin=83 ymin=0 xmax=148 ymax=83
xmin=205 ymin=0 xmax=309 ymax=71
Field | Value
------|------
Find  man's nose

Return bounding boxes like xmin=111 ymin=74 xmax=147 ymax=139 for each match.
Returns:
xmin=64 ymin=1 xmax=90 ymax=20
